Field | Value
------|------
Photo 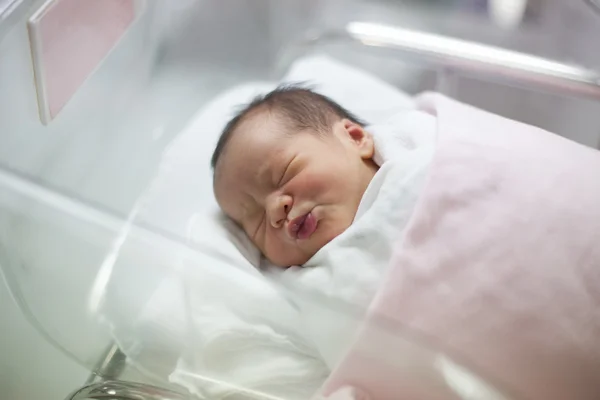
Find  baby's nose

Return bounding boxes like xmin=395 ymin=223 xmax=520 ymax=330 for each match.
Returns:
xmin=268 ymin=194 xmax=292 ymax=228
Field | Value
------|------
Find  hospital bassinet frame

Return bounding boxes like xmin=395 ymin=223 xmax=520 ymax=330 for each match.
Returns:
xmin=5 ymin=20 xmax=600 ymax=400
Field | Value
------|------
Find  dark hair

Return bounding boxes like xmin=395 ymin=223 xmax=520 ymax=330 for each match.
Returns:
xmin=210 ymin=84 xmax=367 ymax=170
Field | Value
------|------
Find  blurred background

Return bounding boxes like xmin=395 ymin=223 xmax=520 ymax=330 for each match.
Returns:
xmin=1 ymin=0 xmax=600 ymax=398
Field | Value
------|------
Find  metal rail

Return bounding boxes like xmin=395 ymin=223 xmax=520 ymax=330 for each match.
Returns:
xmin=280 ymin=21 xmax=600 ymax=101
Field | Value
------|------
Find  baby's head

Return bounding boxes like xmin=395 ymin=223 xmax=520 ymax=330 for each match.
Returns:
xmin=212 ymin=85 xmax=378 ymax=267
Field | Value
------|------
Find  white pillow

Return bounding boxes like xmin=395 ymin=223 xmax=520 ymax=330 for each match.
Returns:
xmin=103 ymin=55 xmax=416 ymax=398
xmin=284 ymin=55 xmax=415 ymax=124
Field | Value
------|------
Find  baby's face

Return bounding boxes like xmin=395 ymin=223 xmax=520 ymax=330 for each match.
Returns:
xmin=214 ymin=112 xmax=377 ymax=267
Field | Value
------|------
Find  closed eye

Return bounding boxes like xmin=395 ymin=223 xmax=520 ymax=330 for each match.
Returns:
xmin=277 ymin=157 xmax=295 ymax=187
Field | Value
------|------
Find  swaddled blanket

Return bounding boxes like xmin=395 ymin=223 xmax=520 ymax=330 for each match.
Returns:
xmin=319 ymin=94 xmax=600 ymax=400
xmin=271 ymin=108 xmax=438 ymax=370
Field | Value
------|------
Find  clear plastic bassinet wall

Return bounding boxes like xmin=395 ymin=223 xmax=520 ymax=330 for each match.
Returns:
xmin=1 ymin=1 xmax=600 ymax=399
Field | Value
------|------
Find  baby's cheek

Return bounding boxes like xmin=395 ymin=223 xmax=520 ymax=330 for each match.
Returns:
xmin=295 ymin=170 xmax=333 ymax=197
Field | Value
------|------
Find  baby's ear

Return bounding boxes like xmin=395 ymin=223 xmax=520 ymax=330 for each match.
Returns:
xmin=342 ymin=119 xmax=375 ymax=159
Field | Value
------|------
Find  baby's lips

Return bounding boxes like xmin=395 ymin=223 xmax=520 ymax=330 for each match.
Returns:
xmin=287 ymin=213 xmax=308 ymax=239
xmin=297 ymin=212 xmax=317 ymax=240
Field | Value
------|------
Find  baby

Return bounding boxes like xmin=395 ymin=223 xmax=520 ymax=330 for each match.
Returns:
xmin=211 ymin=85 xmax=379 ymax=267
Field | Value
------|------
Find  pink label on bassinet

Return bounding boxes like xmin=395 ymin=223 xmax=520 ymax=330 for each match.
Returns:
xmin=29 ymin=0 xmax=135 ymax=123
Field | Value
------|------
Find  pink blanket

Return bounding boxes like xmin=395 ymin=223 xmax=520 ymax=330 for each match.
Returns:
xmin=323 ymin=94 xmax=600 ymax=400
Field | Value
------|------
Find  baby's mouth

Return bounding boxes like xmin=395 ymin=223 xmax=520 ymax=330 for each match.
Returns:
xmin=288 ymin=212 xmax=317 ymax=240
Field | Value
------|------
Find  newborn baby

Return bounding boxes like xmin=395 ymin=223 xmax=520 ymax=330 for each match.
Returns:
xmin=212 ymin=85 xmax=379 ymax=267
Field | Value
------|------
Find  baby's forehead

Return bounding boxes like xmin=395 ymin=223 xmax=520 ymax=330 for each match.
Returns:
xmin=225 ymin=112 xmax=295 ymax=158
xmin=215 ymin=116 xmax=284 ymax=184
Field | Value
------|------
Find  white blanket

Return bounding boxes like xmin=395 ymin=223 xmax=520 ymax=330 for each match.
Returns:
xmin=269 ymin=109 xmax=437 ymax=368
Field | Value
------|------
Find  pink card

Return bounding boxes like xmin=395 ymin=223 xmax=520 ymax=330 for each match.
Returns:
xmin=28 ymin=0 xmax=136 ymax=124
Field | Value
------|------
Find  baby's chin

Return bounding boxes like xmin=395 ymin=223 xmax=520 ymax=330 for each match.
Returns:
xmin=269 ymin=230 xmax=345 ymax=267
xmin=265 ymin=239 xmax=323 ymax=267
xmin=264 ymin=214 xmax=354 ymax=267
